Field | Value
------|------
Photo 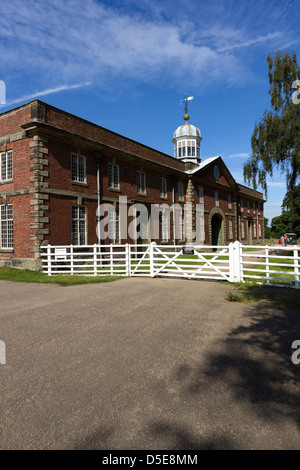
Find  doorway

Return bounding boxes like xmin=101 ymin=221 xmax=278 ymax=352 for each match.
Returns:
xmin=211 ymin=214 xmax=223 ymax=246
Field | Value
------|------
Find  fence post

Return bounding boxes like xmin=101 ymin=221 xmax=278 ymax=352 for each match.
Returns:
xmin=150 ymin=242 xmax=157 ymax=277
xmin=47 ymin=244 xmax=52 ymax=276
xmin=93 ymin=244 xmax=98 ymax=276
xmin=110 ymin=244 xmax=113 ymax=275
xmin=70 ymin=245 xmax=74 ymax=275
xmin=229 ymin=241 xmax=241 ymax=283
xmin=294 ymin=246 xmax=299 ymax=289
xmin=265 ymin=246 xmax=270 ymax=285
xmin=125 ymin=243 xmax=131 ymax=276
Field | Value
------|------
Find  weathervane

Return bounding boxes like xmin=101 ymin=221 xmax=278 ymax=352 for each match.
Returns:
xmin=180 ymin=92 xmax=194 ymax=121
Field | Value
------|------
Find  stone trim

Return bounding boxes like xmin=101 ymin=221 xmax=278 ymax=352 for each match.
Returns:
xmin=208 ymin=206 xmax=226 ymax=245
xmin=0 ymin=131 xmax=26 ymax=146
xmin=29 ymin=135 xmax=50 ymax=263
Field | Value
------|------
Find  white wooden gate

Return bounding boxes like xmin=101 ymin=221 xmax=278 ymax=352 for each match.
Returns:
xmin=41 ymin=241 xmax=300 ymax=288
xmin=140 ymin=243 xmax=233 ymax=281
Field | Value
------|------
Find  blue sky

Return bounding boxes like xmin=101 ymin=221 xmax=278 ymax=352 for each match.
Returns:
xmin=0 ymin=0 xmax=299 ymax=223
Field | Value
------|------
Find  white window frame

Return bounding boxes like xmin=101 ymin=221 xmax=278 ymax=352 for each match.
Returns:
xmin=215 ymin=190 xmax=219 ymax=207
xmin=228 ymin=193 xmax=232 ymax=209
xmin=0 ymin=204 xmax=13 ymax=249
xmin=0 ymin=151 xmax=13 ymax=182
xmin=160 ymin=211 xmax=169 ymax=243
xmin=198 ymin=185 xmax=204 ymax=204
xmin=137 ymin=170 xmax=146 ymax=195
xmin=160 ymin=177 xmax=167 ymax=198
xmin=108 ymin=207 xmax=120 ymax=244
xmin=178 ymin=181 xmax=184 ymax=202
xmin=108 ymin=162 xmax=120 ymax=190
xmin=71 ymin=153 xmax=86 ymax=183
xmin=240 ymin=198 xmax=244 ymax=213
xmin=71 ymin=205 xmax=87 ymax=245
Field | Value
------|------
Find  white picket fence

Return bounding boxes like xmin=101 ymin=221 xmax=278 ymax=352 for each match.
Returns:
xmin=40 ymin=242 xmax=300 ymax=288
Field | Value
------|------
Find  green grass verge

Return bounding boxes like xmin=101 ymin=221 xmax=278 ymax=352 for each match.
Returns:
xmin=226 ymin=281 xmax=300 ymax=306
xmin=0 ymin=267 xmax=124 ymax=286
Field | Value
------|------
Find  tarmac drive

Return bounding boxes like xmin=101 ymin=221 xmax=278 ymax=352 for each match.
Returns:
xmin=0 ymin=277 xmax=300 ymax=450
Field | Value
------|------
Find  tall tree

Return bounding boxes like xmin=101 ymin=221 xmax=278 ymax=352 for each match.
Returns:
xmin=244 ymin=51 xmax=300 ymax=204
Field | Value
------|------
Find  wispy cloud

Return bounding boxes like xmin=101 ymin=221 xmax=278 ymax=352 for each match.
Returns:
xmin=228 ymin=153 xmax=250 ymax=159
xmin=0 ymin=0 xmax=296 ymax=101
xmin=217 ymin=32 xmax=282 ymax=52
xmin=267 ymin=182 xmax=286 ymax=189
xmin=6 ymin=82 xmax=91 ymax=106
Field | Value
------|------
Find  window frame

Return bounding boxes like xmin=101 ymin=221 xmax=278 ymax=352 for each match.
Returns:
xmin=71 ymin=153 xmax=86 ymax=184
xmin=177 ymin=181 xmax=184 ymax=202
xmin=71 ymin=205 xmax=87 ymax=245
xmin=215 ymin=190 xmax=219 ymax=207
xmin=0 ymin=204 xmax=13 ymax=249
xmin=198 ymin=185 xmax=204 ymax=204
xmin=0 ymin=150 xmax=13 ymax=183
xmin=159 ymin=177 xmax=167 ymax=199
xmin=137 ymin=170 xmax=146 ymax=195
xmin=108 ymin=162 xmax=120 ymax=190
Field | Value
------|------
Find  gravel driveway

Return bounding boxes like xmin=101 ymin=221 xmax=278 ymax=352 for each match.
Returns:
xmin=0 ymin=277 xmax=300 ymax=450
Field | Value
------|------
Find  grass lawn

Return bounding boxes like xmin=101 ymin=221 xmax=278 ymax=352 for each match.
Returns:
xmin=226 ymin=281 xmax=300 ymax=306
xmin=242 ymin=250 xmax=298 ymax=287
xmin=0 ymin=267 xmax=124 ymax=286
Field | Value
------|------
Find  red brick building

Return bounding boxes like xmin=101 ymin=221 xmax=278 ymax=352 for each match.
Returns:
xmin=0 ymin=100 xmax=264 ymax=270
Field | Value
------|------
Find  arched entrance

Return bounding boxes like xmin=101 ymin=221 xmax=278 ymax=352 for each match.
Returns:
xmin=211 ymin=214 xmax=223 ymax=246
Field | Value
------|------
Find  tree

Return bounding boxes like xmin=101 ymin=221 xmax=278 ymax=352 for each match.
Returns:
xmin=244 ymin=51 xmax=300 ymax=206
xmin=282 ymin=183 xmax=300 ymax=237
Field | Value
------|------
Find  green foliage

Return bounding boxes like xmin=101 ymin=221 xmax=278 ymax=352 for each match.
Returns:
xmin=244 ymin=51 xmax=300 ymax=198
xmin=269 ymin=183 xmax=300 ymax=238
xmin=0 ymin=268 xmax=124 ymax=285
xmin=264 ymin=217 xmax=272 ymax=238
xmin=270 ymin=211 xmax=293 ymax=237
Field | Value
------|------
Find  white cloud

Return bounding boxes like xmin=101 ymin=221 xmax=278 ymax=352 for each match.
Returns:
xmin=217 ymin=32 xmax=282 ymax=52
xmin=267 ymin=182 xmax=286 ymax=189
xmin=6 ymin=82 xmax=91 ymax=106
xmin=227 ymin=153 xmax=250 ymax=159
xmin=0 ymin=0 xmax=296 ymax=102
xmin=0 ymin=0 xmax=250 ymax=94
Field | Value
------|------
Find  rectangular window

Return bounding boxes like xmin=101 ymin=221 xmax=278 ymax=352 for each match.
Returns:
xmin=215 ymin=190 xmax=219 ymax=207
xmin=259 ymin=223 xmax=262 ymax=238
xmin=228 ymin=193 xmax=232 ymax=209
xmin=247 ymin=200 xmax=250 ymax=213
xmin=108 ymin=163 xmax=120 ymax=190
xmin=137 ymin=170 xmax=146 ymax=194
xmin=108 ymin=207 xmax=119 ymax=244
xmin=0 ymin=151 xmax=13 ymax=182
xmin=0 ymin=204 xmax=13 ymax=248
xmin=71 ymin=205 xmax=86 ymax=245
xmin=177 ymin=210 xmax=184 ymax=241
xmin=253 ymin=201 xmax=256 ymax=214
xmin=198 ymin=185 xmax=204 ymax=204
xmin=178 ymin=181 xmax=184 ymax=202
xmin=229 ymin=219 xmax=233 ymax=239
xmin=160 ymin=177 xmax=167 ymax=198
xmin=71 ymin=153 xmax=86 ymax=183
xmin=240 ymin=198 xmax=244 ymax=212
xmin=160 ymin=211 xmax=168 ymax=242
xmin=253 ymin=222 xmax=257 ymax=238
xmin=241 ymin=220 xmax=245 ymax=239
